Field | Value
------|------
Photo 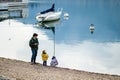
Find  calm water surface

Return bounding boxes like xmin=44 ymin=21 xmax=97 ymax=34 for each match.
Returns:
xmin=0 ymin=0 xmax=120 ymax=75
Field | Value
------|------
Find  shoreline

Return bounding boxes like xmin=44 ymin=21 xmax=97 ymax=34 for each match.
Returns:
xmin=0 ymin=57 xmax=120 ymax=80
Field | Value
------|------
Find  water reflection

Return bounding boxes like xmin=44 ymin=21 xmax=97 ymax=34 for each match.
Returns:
xmin=0 ymin=5 xmax=28 ymax=22
xmin=56 ymin=41 xmax=120 ymax=75
xmin=35 ymin=20 xmax=61 ymax=56
xmin=35 ymin=20 xmax=61 ymax=35
xmin=38 ymin=20 xmax=60 ymax=26
xmin=0 ymin=19 xmax=120 ymax=75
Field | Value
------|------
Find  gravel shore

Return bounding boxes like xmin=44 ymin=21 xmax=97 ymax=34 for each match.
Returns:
xmin=0 ymin=57 xmax=120 ymax=80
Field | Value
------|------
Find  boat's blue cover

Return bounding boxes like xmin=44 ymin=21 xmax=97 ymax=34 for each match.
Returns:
xmin=40 ymin=4 xmax=55 ymax=14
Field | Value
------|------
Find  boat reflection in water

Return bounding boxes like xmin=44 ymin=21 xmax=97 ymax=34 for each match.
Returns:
xmin=0 ymin=5 xmax=28 ymax=21
xmin=36 ymin=20 xmax=61 ymax=56
xmin=36 ymin=20 xmax=61 ymax=32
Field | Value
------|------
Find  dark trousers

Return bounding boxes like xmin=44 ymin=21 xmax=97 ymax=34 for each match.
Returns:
xmin=43 ymin=61 xmax=47 ymax=66
xmin=31 ymin=49 xmax=38 ymax=63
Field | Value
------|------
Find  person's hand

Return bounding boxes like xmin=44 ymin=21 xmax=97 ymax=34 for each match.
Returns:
xmin=34 ymin=43 xmax=38 ymax=45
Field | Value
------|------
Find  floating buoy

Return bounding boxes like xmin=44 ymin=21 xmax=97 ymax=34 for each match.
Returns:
xmin=64 ymin=12 xmax=69 ymax=20
xmin=64 ymin=12 xmax=69 ymax=17
xmin=89 ymin=24 xmax=95 ymax=34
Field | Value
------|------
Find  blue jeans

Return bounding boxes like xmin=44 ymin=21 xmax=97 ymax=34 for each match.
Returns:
xmin=31 ymin=49 xmax=38 ymax=63
xmin=43 ymin=61 xmax=47 ymax=66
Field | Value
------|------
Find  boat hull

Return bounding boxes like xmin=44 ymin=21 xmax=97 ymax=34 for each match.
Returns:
xmin=36 ymin=11 xmax=62 ymax=22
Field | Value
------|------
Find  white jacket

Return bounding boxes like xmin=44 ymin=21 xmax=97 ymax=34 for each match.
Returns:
xmin=50 ymin=58 xmax=58 ymax=66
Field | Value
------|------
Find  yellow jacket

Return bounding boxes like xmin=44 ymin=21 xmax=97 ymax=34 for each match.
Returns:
xmin=41 ymin=53 xmax=49 ymax=61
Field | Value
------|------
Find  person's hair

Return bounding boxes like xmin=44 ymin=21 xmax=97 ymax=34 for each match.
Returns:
xmin=33 ymin=33 xmax=38 ymax=37
xmin=52 ymin=56 xmax=56 ymax=59
xmin=42 ymin=50 xmax=46 ymax=54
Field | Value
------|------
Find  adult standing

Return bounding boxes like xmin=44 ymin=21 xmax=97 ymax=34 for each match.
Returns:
xmin=29 ymin=33 xmax=39 ymax=64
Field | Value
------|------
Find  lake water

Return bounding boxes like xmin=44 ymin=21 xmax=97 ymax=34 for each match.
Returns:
xmin=0 ymin=0 xmax=120 ymax=75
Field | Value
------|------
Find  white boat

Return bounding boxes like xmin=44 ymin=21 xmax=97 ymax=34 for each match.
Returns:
xmin=36 ymin=11 xmax=62 ymax=22
xmin=36 ymin=4 xmax=62 ymax=22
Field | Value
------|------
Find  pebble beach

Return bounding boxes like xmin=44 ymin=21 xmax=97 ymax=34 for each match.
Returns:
xmin=0 ymin=57 xmax=120 ymax=80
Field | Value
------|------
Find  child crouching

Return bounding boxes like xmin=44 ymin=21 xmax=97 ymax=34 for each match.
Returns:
xmin=50 ymin=56 xmax=58 ymax=67
xmin=41 ymin=50 xmax=49 ymax=66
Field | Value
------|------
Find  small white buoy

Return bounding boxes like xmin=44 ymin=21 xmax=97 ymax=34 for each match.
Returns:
xmin=89 ymin=24 xmax=95 ymax=30
xmin=64 ymin=12 xmax=69 ymax=20
xmin=64 ymin=12 xmax=69 ymax=17
xmin=89 ymin=24 xmax=95 ymax=34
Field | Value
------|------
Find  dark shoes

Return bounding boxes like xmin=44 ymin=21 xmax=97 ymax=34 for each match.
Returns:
xmin=31 ymin=62 xmax=37 ymax=65
xmin=31 ymin=62 xmax=34 ymax=65
xmin=43 ymin=64 xmax=47 ymax=66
